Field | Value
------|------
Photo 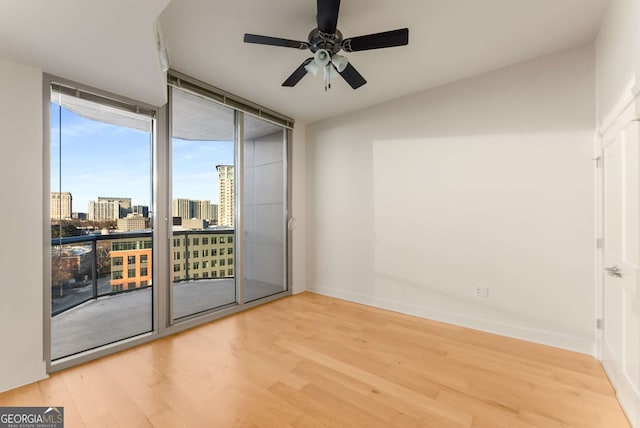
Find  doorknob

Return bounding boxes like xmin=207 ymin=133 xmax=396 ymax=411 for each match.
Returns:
xmin=605 ymin=265 xmax=623 ymax=278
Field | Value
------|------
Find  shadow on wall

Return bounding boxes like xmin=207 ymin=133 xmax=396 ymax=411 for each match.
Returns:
xmin=305 ymin=46 xmax=596 ymax=350
xmin=369 ymin=132 xmax=594 ymax=338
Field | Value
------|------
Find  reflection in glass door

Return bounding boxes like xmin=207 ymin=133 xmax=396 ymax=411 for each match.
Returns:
xmin=243 ymin=115 xmax=288 ymax=302
xmin=171 ymin=88 xmax=236 ymax=320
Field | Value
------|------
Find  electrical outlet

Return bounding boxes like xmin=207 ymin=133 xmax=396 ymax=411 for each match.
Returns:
xmin=474 ymin=287 xmax=489 ymax=297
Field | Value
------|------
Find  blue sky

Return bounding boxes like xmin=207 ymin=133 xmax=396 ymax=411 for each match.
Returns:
xmin=51 ymin=103 xmax=234 ymax=214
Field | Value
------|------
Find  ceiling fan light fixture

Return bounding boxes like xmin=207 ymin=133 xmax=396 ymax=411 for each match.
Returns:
xmin=331 ymin=54 xmax=348 ymax=72
xmin=304 ymin=60 xmax=320 ymax=76
xmin=313 ymin=49 xmax=331 ymax=67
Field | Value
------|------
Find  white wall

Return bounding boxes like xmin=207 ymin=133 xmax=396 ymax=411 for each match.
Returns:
xmin=0 ymin=58 xmax=47 ymax=392
xmin=306 ymin=45 xmax=596 ymax=354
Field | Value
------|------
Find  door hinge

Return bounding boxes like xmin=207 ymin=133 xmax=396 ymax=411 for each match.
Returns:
xmin=593 ymin=156 xmax=602 ymax=168
xmin=597 ymin=238 xmax=604 ymax=249
xmin=596 ymin=318 xmax=604 ymax=330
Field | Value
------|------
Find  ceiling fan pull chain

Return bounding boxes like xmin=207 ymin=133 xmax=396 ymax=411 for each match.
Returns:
xmin=324 ymin=65 xmax=329 ymax=91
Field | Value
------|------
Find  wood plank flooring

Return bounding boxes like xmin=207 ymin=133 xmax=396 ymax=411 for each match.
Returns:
xmin=0 ymin=292 xmax=631 ymax=427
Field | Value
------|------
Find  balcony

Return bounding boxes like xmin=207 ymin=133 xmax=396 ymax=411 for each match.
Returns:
xmin=51 ymin=230 xmax=284 ymax=360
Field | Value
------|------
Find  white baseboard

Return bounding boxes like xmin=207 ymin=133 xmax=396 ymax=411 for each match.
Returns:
xmin=0 ymin=362 xmax=47 ymax=394
xmin=602 ymin=345 xmax=640 ymax=428
xmin=309 ymin=286 xmax=595 ymax=356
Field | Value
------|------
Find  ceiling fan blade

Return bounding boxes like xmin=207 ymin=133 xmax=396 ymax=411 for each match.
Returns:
xmin=282 ymin=58 xmax=314 ymax=87
xmin=338 ymin=62 xmax=367 ymax=89
xmin=342 ymin=28 xmax=409 ymax=52
xmin=317 ymin=0 xmax=340 ymax=34
xmin=244 ymin=34 xmax=309 ymax=49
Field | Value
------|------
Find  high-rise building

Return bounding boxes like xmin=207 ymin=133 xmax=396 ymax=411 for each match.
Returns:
xmin=211 ymin=204 xmax=218 ymax=225
xmin=132 ymin=205 xmax=149 ymax=217
xmin=197 ymin=200 xmax=212 ymax=220
xmin=88 ymin=200 xmax=120 ymax=221
xmin=98 ymin=196 xmax=131 ymax=218
xmin=216 ymin=165 xmax=234 ymax=227
xmin=172 ymin=198 xmax=191 ymax=220
xmin=51 ymin=192 xmax=72 ymax=220
xmin=172 ymin=199 xmax=214 ymax=221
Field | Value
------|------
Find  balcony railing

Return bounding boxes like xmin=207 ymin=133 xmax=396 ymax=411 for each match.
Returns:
xmin=51 ymin=228 xmax=235 ymax=316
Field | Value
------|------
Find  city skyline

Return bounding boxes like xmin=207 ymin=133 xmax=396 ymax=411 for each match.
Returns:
xmin=50 ymin=103 xmax=234 ymax=212
xmin=50 ymin=192 xmax=223 ymax=222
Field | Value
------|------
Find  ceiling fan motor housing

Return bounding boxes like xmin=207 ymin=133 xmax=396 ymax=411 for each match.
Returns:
xmin=308 ymin=28 xmax=343 ymax=54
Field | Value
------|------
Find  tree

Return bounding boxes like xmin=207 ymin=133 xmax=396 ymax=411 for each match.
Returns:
xmin=96 ymin=241 xmax=112 ymax=278
xmin=51 ymin=247 xmax=72 ymax=296
xmin=51 ymin=221 xmax=80 ymax=238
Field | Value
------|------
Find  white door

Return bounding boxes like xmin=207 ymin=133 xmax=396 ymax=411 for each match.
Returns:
xmin=602 ymin=116 xmax=640 ymax=427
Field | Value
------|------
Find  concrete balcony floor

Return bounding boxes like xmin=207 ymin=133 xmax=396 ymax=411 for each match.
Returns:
xmin=51 ymin=279 xmax=285 ymax=360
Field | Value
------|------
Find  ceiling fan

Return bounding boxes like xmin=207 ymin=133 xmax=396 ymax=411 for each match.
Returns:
xmin=243 ymin=0 xmax=409 ymax=90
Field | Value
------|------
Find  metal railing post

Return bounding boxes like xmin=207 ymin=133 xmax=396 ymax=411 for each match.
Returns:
xmin=184 ymin=233 xmax=190 ymax=281
xmin=92 ymin=237 xmax=98 ymax=299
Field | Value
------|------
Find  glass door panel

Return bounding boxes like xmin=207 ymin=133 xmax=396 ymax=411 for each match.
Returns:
xmin=50 ymin=86 xmax=154 ymax=360
xmin=171 ymin=88 xmax=236 ymax=320
xmin=243 ymin=115 xmax=287 ymax=302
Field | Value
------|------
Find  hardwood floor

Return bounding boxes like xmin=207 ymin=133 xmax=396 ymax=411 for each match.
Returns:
xmin=0 ymin=292 xmax=631 ymax=427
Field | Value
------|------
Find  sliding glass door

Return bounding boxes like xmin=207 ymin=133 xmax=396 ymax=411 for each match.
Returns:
xmin=169 ymin=85 xmax=288 ymax=318
xmin=170 ymin=88 xmax=237 ymax=320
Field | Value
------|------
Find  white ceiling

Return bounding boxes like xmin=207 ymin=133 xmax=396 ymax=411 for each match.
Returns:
xmin=0 ymin=0 xmax=609 ymax=124
xmin=0 ymin=0 xmax=171 ymax=107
